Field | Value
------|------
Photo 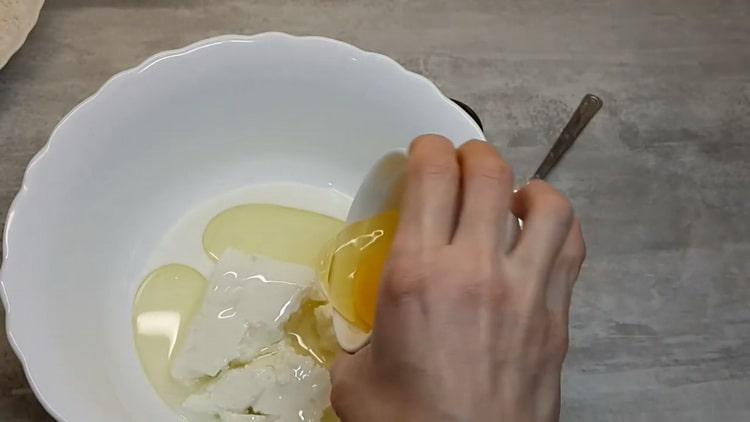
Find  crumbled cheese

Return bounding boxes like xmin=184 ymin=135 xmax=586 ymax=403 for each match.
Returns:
xmin=183 ymin=343 xmax=331 ymax=421
xmin=171 ymin=249 xmax=315 ymax=381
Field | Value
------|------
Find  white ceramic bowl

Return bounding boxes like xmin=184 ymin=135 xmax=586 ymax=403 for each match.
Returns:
xmin=0 ymin=33 xmax=483 ymax=421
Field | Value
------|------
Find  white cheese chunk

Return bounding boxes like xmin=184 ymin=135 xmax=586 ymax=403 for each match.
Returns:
xmin=171 ymin=249 xmax=315 ymax=381
xmin=183 ymin=343 xmax=331 ymax=421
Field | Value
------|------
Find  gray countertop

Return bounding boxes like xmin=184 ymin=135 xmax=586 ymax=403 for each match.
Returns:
xmin=1 ymin=1 xmax=749 ymax=420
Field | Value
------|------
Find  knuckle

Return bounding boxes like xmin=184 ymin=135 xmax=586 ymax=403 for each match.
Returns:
xmin=581 ymin=237 xmax=587 ymax=261
xmin=381 ymin=276 xmax=424 ymax=301
xmin=539 ymin=193 xmax=574 ymax=225
xmin=471 ymin=159 xmax=513 ymax=185
xmin=380 ymin=255 xmax=427 ymax=299
xmin=489 ymin=282 xmax=512 ymax=306
xmin=572 ymin=238 xmax=586 ymax=264
xmin=459 ymin=140 xmax=514 ymax=183
xmin=459 ymin=138 xmax=493 ymax=152
xmin=424 ymin=160 xmax=459 ymax=178
xmin=412 ymin=157 xmax=459 ymax=180
xmin=548 ymin=328 xmax=570 ymax=358
xmin=542 ymin=193 xmax=573 ymax=215
xmin=453 ymin=278 xmax=485 ymax=303
xmin=524 ymin=181 xmax=573 ymax=216
xmin=559 ymin=220 xmax=586 ymax=269
xmin=462 ymin=138 xmax=486 ymax=148
xmin=574 ymin=221 xmax=587 ymax=261
xmin=409 ymin=134 xmax=459 ymax=180
xmin=412 ymin=133 xmax=453 ymax=149
xmin=563 ymin=240 xmax=586 ymax=267
xmin=447 ymin=257 xmax=499 ymax=302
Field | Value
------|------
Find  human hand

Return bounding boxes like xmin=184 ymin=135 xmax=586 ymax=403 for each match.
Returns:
xmin=330 ymin=135 xmax=585 ymax=422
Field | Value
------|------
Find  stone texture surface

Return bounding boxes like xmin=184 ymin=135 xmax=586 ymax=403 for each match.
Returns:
xmin=1 ymin=0 xmax=748 ymax=421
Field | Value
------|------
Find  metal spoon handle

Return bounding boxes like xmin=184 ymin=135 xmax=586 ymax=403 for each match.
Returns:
xmin=532 ymin=94 xmax=602 ymax=180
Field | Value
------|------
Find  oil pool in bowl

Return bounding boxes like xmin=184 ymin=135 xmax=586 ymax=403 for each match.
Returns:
xmin=133 ymin=203 xmax=344 ymax=421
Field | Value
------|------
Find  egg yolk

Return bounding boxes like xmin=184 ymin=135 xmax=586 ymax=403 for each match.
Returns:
xmin=319 ymin=210 xmax=398 ymax=332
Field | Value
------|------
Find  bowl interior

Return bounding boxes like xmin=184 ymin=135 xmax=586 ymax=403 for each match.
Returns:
xmin=1 ymin=34 xmax=483 ymax=421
